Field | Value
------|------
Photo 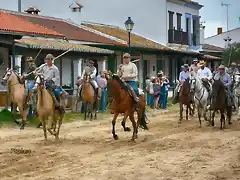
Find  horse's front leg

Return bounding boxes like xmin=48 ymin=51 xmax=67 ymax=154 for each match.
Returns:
xmin=112 ymin=112 xmax=119 ymax=140
xmin=198 ymin=106 xmax=202 ymax=128
xmin=179 ymin=103 xmax=183 ymax=123
xmin=84 ymin=102 xmax=87 ymax=120
xmin=121 ymin=112 xmax=131 ymax=132
xmin=220 ymin=111 xmax=225 ymax=130
xmin=12 ymin=104 xmax=20 ymax=126
xmin=186 ymin=105 xmax=189 ymax=120
xmin=211 ymin=110 xmax=215 ymax=127
xmin=129 ymin=113 xmax=137 ymax=142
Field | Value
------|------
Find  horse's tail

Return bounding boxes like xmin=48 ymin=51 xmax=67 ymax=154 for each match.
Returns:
xmin=139 ymin=107 xmax=149 ymax=130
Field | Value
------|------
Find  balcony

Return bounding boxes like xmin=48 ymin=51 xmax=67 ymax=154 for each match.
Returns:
xmin=168 ymin=28 xmax=189 ymax=45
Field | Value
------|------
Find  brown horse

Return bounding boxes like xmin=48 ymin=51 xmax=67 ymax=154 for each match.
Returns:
xmin=179 ymin=78 xmax=194 ymax=123
xmin=1 ymin=68 xmax=29 ymax=129
xmin=107 ymin=74 xmax=148 ymax=141
xmin=210 ymin=80 xmax=232 ymax=129
xmin=34 ymin=73 xmax=64 ymax=140
xmin=80 ymin=73 xmax=99 ymax=120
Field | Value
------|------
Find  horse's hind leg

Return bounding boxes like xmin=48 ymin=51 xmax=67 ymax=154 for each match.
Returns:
xmin=56 ymin=115 xmax=63 ymax=140
xmin=198 ymin=107 xmax=202 ymax=128
xmin=112 ymin=112 xmax=119 ymax=140
xmin=129 ymin=114 xmax=137 ymax=142
xmin=220 ymin=112 xmax=225 ymax=130
xmin=211 ymin=111 xmax=215 ymax=127
xmin=186 ymin=105 xmax=189 ymax=120
xmin=47 ymin=116 xmax=57 ymax=136
xmin=121 ymin=113 xmax=131 ymax=132
xmin=179 ymin=103 xmax=183 ymax=123
xmin=41 ymin=118 xmax=47 ymax=141
xmin=12 ymin=104 xmax=20 ymax=126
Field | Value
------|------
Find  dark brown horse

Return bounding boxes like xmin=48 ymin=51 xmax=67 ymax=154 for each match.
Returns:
xmin=210 ymin=80 xmax=232 ymax=129
xmin=179 ymin=78 xmax=194 ymax=123
xmin=107 ymin=74 xmax=148 ymax=141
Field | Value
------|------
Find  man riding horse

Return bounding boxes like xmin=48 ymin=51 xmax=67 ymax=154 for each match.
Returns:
xmin=190 ymin=58 xmax=199 ymax=73
xmin=227 ymin=62 xmax=239 ymax=77
xmin=173 ymin=64 xmax=189 ymax=104
xmin=197 ymin=60 xmax=212 ymax=103
xmin=117 ymin=53 xmax=139 ymax=110
xmin=33 ymin=54 xmax=65 ymax=113
xmin=210 ymin=64 xmax=234 ymax=109
xmin=79 ymin=60 xmax=100 ymax=100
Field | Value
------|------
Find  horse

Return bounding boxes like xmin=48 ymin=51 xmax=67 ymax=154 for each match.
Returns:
xmin=189 ymin=72 xmax=210 ymax=127
xmin=211 ymin=80 xmax=232 ymax=129
xmin=107 ymin=74 xmax=148 ymax=142
xmin=1 ymin=68 xmax=29 ymax=129
xmin=178 ymin=78 xmax=194 ymax=123
xmin=33 ymin=73 xmax=64 ymax=141
xmin=233 ymin=73 xmax=240 ymax=119
xmin=80 ymin=73 xmax=99 ymax=120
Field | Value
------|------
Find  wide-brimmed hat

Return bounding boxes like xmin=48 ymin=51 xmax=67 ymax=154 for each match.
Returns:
xmin=45 ymin=54 xmax=54 ymax=59
xmin=13 ymin=65 xmax=20 ymax=70
xmin=198 ymin=60 xmax=206 ymax=67
xmin=192 ymin=58 xmax=198 ymax=62
xmin=231 ymin=62 xmax=237 ymax=66
xmin=123 ymin=53 xmax=131 ymax=58
xmin=218 ymin=64 xmax=225 ymax=69
xmin=89 ymin=60 xmax=94 ymax=64
xmin=157 ymin=70 xmax=163 ymax=76
xmin=183 ymin=64 xmax=189 ymax=68
xmin=26 ymin=56 xmax=34 ymax=62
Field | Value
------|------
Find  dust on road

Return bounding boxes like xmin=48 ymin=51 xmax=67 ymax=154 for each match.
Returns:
xmin=0 ymin=110 xmax=240 ymax=180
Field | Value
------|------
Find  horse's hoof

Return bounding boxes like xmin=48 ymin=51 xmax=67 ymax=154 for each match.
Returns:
xmin=124 ymin=127 xmax=131 ymax=132
xmin=113 ymin=134 xmax=118 ymax=140
xmin=228 ymin=122 xmax=232 ymax=125
xmin=20 ymin=125 xmax=25 ymax=130
xmin=14 ymin=120 xmax=20 ymax=125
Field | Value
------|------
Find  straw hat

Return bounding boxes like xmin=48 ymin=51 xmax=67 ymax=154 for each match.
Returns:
xmin=123 ymin=53 xmax=131 ymax=58
xmin=231 ymin=62 xmax=237 ymax=66
xmin=192 ymin=58 xmax=198 ymax=62
xmin=183 ymin=64 xmax=189 ymax=68
xmin=45 ymin=54 xmax=54 ymax=59
xmin=157 ymin=70 xmax=163 ymax=75
xmin=89 ymin=60 xmax=94 ymax=64
xmin=26 ymin=56 xmax=34 ymax=62
xmin=218 ymin=64 xmax=225 ymax=69
xmin=198 ymin=60 xmax=206 ymax=67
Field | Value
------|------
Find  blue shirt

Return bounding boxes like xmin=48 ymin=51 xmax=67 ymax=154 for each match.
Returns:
xmin=214 ymin=72 xmax=232 ymax=86
xmin=179 ymin=71 xmax=189 ymax=82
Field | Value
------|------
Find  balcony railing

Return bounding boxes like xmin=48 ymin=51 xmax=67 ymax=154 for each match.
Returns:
xmin=168 ymin=28 xmax=189 ymax=45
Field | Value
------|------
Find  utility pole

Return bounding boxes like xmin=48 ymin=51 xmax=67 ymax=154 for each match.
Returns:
xmin=18 ymin=0 xmax=21 ymax=12
xmin=221 ymin=2 xmax=231 ymax=31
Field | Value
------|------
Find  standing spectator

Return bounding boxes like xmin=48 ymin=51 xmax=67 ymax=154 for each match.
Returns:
xmin=160 ymin=75 xmax=170 ymax=110
xmin=145 ymin=76 xmax=151 ymax=105
xmin=97 ymin=71 xmax=107 ymax=111
xmin=153 ymin=77 xmax=161 ymax=109
xmin=149 ymin=76 xmax=154 ymax=108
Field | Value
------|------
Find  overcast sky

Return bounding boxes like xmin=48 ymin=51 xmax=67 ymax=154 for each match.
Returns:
xmin=1 ymin=0 xmax=240 ymax=38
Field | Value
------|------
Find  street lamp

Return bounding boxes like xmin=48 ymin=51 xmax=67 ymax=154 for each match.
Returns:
xmin=125 ymin=17 xmax=134 ymax=53
xmin=224 ymin=36 xmax=232 ymax=47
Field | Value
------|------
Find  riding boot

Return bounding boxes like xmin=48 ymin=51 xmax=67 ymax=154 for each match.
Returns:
xmin=172 ymin=92 xmax=179 ymax=104
xmin=48 ymin=89 xmax=65 ymax=113
xmin=95 ymin=87 xmax=100 ymax=100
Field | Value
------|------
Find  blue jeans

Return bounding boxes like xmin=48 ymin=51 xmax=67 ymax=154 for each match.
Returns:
xmin=26 ymin=80 xmax=35 ymax=116
xmin=126 ymin=81 xmax=139 ymax=96
xmin=160 ymin=92 xmax=168 ymax=109
xmin=99 ymin=88 xmax=107 ymax=111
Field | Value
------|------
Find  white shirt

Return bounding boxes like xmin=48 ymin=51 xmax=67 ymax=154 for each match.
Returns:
xmin=197 ymin=67 xmax=212 ymax=80
xmin=117 ymin=62 xmax=138 ymax=81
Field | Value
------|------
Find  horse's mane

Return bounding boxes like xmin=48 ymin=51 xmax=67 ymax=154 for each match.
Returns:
xmin=112 ymin=74 xmax=129 ymax=92
xmin=12 ymin=71 xmax=24 ymax=85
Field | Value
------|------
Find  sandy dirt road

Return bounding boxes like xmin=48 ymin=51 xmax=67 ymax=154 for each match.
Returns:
xmin=0 ymin=110 xmax=240 ymax=180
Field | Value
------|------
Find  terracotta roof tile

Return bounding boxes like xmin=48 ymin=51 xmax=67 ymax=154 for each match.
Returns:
xmin=202 ymin=44 xmax=224 ymax=52
xmin=82 ymin=23 xmax=169 ymax=50
xmin=0 ymin=11 xmax=64 ymax=37
xmin=15 ymin=38 xmax=114 ymax=54
xmin=203 ymin=54 xmax=221 ymax=60
xmin=7 ymin=11 xmax=121 ymax=45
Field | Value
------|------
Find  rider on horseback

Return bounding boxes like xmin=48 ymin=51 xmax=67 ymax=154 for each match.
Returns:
xmin=117 ymin=53 xmax=139 ymax=111
xmin=34 ymin=54 xmax=65 ymax=113
xmin=197 ymin=60 xmax=212 ymax=103
xmin=173 ymin=64 xmax=189 ymax=104
xmin=227 ymin=62 xmax=239 ymax=77
xmin=79 ymin=60 xmax=100 ymax=100
xmin=189 ymin=58 xmax=199 ymax=73
xmin=211 ymin=64 xmax=234 ymax=108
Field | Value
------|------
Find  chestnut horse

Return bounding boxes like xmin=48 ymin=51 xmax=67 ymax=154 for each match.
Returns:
xmin=179 ymin=78 xmax=194 ymax=123
xmin=107 ymin=74 xmax=148 ymax=141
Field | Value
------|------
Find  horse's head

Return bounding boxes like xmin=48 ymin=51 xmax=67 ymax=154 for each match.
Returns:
xmin=212 ymin=80 xmax=225 ymax=100
xmin=84 ymin=72 xmax=91 ymax=83
xmin=33 ymin=73 xmax=45 ymax=90
xmin=1 ymin=68 xmax=15 ymax=86
xmin=106 ymin=74 xmax=122 ymax=97
xmin=182 ymin=78 xmax=190 ymax=95
xmin=189 ymin=72 xmax=196 ymax=93
xmin=234 ymin=73 xmax=240 ymax=85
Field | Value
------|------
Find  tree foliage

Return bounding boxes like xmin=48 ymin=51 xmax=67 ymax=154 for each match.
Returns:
xmin=222 ymin=43 xmax=240 ymax=66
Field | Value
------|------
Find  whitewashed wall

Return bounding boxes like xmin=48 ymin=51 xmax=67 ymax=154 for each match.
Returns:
xmin=204 ymin=28 xmax=240 ymax=48
xmin=0 ymin=47 xmax=8 ymax=91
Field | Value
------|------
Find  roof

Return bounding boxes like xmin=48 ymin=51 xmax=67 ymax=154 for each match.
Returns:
xmin=0 ymin=11 xmax=64 ymax=38
xmin=205 ymin=27 xmax=240 ymax=40
xmin=82 ymin=22 xmax=169 ymax=50
xmin=15 ymin=37 xmax=114 ymax=54
xmin=202 ymin=44 xmax=224 ymax=52
xmin=202 ymin=54 xmax=221 ymax=60
xmin=0 ymin=9 xmax=121 ymax=45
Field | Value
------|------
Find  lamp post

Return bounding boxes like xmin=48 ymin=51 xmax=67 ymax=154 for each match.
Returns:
xmin=224 ymin=36 xmax=232 ymax=47
xmin=125 ymin=17 xmax=134 ymax=53
xmin=224 ymin=36 xmax=232 ymax=66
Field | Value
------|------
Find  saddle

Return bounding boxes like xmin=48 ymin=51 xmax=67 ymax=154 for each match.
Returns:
xmin=121 ymin=81 xmax=141 ymax=103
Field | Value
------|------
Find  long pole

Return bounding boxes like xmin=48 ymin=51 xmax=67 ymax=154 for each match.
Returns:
xmin=222 ymin=3 xmax=231 ymax=31
xmin=128 ymin=31 xmax=131 ymax=53
xmin=18 ymin=0 xmax=21 ymax=12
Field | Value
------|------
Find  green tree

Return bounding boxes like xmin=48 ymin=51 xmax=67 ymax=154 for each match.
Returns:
xmin=222 ymin=43 xmax=240 ymax=66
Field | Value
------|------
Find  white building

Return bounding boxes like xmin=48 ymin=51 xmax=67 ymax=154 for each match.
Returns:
xmin=205 ymin=27 xmax=240 ymax=48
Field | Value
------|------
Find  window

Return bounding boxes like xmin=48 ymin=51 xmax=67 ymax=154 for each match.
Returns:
xmin=168 ymin=11 xmax=174 ymax=30
xmin=177 ymin=13 xmax=182 ymax=30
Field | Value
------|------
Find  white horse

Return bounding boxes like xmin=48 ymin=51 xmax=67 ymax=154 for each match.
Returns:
xmin=233 ymin=73 xmax=240 ymax=120
xmin=189 ymin=72 xmax=210 ymax=127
